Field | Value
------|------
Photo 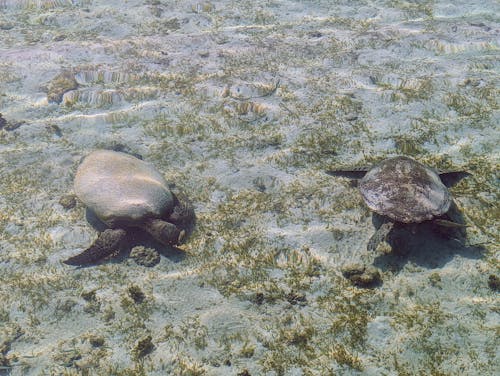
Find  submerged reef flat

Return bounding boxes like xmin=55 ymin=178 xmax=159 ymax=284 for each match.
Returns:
xmin=0 ymin=1 xmax=499 ymax=375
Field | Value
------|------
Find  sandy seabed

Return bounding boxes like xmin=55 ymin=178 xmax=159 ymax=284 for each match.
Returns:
xmin=0 ymin=1 xmax=499 ymax=375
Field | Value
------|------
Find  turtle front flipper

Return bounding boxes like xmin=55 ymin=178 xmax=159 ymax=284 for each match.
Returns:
xmin=438 ymin=170 xmax=471 ymax=187
xmin=143 ymin=219 xmax=184 ymax=246
xmin=63 ymin=228 xmax=126 ymax=265
xmin=367 ymin=222 xmax=394 ymax=252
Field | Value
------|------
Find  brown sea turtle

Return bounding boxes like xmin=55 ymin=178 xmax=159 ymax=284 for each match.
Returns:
xmin=63 ymin=150 xmax=194 ymax=265
xmin=328 ymin=156 xmax=469 ymax=251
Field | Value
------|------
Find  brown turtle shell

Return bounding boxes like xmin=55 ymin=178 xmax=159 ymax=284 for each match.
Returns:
xmin=358 ymin=156 xmax=451 ymax=223
xmin=74 ymin=150 xmax=174 ymax=227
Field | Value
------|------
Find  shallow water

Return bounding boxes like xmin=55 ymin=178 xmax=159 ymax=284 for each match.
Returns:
xmin=0 ymin=1 xmax=499 ymax=375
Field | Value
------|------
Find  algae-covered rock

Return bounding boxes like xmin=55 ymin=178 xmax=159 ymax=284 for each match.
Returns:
xmin=133 ymin=335 xmax=154 ymax=359
xmin=58 ymin=194 xmax=76 ymax=210
xmin=341 ymin=263 xmax=382 ymax=288
xmin=488 ymin=274 xmax=500 ymax=292
xmin=127 ymin=285 xmax=146 ymax=304
xmin=0 ymin=113 xmax=24 ymax=131
xmin=130 ymin=245 xmax=160 ymax=267
xmin=0 ymin=113 xmax=6 ymax=129
xmin=46 ymin=71 xmax=79 ymax=104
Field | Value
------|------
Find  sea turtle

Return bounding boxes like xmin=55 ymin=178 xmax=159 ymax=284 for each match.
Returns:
xmin=63 ymin=150 xmax=194 ymax=265
xmin=328 ymin=156 xmax=469 ymax=251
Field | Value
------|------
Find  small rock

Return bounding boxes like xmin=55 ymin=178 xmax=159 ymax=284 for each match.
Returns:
xmin=286 ymin=291 xmax=307 ymax=306
xmin=81 ymin=290 xmax=97 ymax=302
xmin=308 ymin=31 xmax=323 ymax=38
xmin=428 ymin=272 xmax=442 ymax=288
xmin=127 ymin=285 xmax=146 ymax=304
xmin=252 ymin=292 xmax=264 ymax=305
xmin=130 ymin=246 xmax=160 ymax=267
xmin=47 ymin=123 xmax=63 ymax=136
xmin=59 ymin=194 xmax=76 ymax=209
xmin=0 ymin=22 xmax=14 ymax=30
xmin=0 ymin=353 xmax=9 ymax=367
xmin=341 ymin=263 xmax=381 ymax=288
xmin=0 ymin=113 xmax=6 ymax=128
xmin=133 ymin=335 xmax=154 ymax=359
xmin=469 ymin=22 xmax=491 ymax=31
xmin=341 ymin=263 xmax=365 ymax=277
xmin=0 ymin=113 xmax=24 ymax=131
xmin=5 ymin=120 xmax=24 ymax=131
xmin=487 ymin=274 xmax=499 ymax=292
xmin=46 ymin=71 xmax=78 ymax=104
xmin=53 ymin=34 xmax=67 ymax=41
xmin=87 ymin=335 xmax=105 ymax=348
xmin=55 ymin=349 xmax=81 ymax=367
xmin=57 ymin=299 xmax=77 ymax=313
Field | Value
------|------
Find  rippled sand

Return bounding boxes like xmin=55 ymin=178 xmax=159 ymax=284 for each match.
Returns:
xmin=0 ymin=1 xmax=499 ymax=375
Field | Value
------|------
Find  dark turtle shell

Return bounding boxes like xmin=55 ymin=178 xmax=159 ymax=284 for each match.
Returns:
xmin=358 ymin=156 xmax=451 ymax=223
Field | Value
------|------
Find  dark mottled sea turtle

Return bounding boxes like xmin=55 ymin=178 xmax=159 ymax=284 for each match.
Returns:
xmin=63 ymin=150 xmax=194 ymax=265
xmin=328 ymin=156 xmax=469 ymax=251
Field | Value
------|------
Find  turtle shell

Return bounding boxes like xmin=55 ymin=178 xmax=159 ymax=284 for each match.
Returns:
xmin=74 ymin=150 xmax=174 ymax=227
xmin=358 ymin=156 xmax=451 ymax=223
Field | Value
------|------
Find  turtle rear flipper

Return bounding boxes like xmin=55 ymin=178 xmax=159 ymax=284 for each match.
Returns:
xmin=63 ymin=228 xmax=126 ymax=266
xmin=367 ymin=222 xmax=394 ymax=252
